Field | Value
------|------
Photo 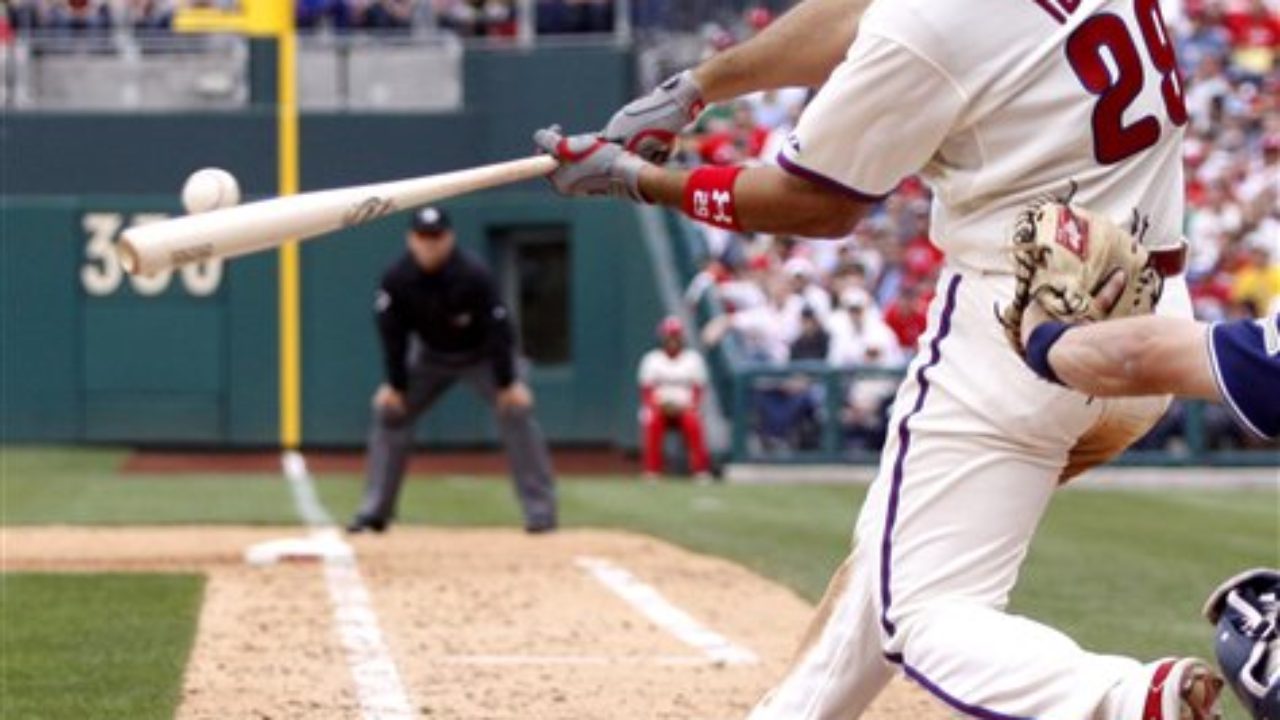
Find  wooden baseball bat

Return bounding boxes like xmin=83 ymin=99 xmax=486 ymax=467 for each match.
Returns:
xmin=118 ymin=155 xmax=558 ymax=276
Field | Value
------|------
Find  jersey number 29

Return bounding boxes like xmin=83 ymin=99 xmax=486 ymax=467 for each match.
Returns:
xmin=1066 ymin=0 xmax=1187 ymax=165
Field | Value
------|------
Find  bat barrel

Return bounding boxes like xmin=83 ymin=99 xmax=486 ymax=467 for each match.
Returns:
xmin=117 ymin=190 xmax=344 ymax=276
xmin=118 ymin=155 xmax=558 ymax=276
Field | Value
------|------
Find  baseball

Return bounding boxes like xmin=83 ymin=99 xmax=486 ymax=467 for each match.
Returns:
xmin=181 ymin=167 xmax=241 ymax=214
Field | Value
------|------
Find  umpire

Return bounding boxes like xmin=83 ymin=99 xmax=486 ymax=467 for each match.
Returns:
xmin=348 ymin=206 xmax=558 ymax=534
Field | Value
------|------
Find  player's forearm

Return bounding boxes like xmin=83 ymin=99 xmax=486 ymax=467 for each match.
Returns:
xmin=639 ymin=165 xmax=866 ymax=237
xmin=692 ymin=0 xmax=866 ymax=100
xmin=1047 ymin=316 xmax=1218 ymax=399
xmin=701 ymin=316 xmax=732 ymax=347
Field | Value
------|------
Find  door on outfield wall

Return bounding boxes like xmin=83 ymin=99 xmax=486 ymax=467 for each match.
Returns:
xmin=490 ymin=224 xmax=572 ymax=369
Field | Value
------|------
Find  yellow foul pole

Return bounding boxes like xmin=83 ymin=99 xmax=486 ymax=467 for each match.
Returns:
xmin=277 ymin=18 xmax=302 ymax=449
xmin=175 ymin=1 xmax=301 ymax=449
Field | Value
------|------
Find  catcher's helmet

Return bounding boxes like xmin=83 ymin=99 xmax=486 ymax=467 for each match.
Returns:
xmin=1204 ymin=568 xmax=1280 ymax=720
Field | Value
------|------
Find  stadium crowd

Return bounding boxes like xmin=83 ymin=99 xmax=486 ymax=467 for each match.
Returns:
xmin=0 ymin=0 xmax=616 ymax=36
xmin=0 ymin=0 xmax=1272 ymax=457
xmin=670 ymin=1 xmax=1279 ymax=454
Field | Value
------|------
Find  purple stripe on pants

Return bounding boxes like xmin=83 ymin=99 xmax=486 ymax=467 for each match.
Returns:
xmin=900 ymin=660 xmax=1036 ymax=720
xmin=878 ymin=273 xmax=962 ymax=637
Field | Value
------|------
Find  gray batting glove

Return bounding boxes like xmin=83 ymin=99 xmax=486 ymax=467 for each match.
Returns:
xmin=534 ymin=126 xmax=650 ymax=203
xmin=602 ymin=70 xmax=705 ymax=164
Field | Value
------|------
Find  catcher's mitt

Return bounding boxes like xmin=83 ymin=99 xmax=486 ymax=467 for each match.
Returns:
xmin=998 ymin=193 xmax=1164 ymax=357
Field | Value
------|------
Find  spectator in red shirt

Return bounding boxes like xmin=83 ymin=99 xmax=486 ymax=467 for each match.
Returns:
xmin=883 ymin=282 xmax=930 ymax=353
xmin=1223 ymin=0 xmax=1280 ymax=75
xmin=699 ymin=103 xmax=769 ymax=165
xmin=902 ymin=233 xmax=944 ymax=284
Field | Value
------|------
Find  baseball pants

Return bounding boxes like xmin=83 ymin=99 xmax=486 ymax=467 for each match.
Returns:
xmin=749 ymin=267 xmax=1191 ymax=720
xmin=642 ymin=409 xmax=711 ymax=474
xmin=357 ymin=354 xmax=557 ymax=530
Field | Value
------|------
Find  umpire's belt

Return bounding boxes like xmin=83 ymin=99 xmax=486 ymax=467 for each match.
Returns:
xmin=417 ymin=349 xmax=487 ymax=368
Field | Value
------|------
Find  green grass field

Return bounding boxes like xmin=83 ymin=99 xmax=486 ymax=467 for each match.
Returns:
xmin=1 ymin=446 xmax=1276 ymax=718
xmin=1 ymin=573 xmax=204 ymax=720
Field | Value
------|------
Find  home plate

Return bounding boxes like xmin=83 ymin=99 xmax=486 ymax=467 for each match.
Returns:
xmin=245 ymin=532 xmax=353 ymax=566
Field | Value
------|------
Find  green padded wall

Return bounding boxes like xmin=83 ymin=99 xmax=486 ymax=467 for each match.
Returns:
xmin=0 ymin=45 xmax=664 ymax=447
xmin=1 ymin=197 xmax=280 ymax=444
xmin=2 ymin=199 xmax=83 ymax=440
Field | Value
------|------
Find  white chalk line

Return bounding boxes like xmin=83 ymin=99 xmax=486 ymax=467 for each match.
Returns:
xmin=575 ymin=555 xmax=758 ymax=666
xmin=281 ymin=450 xmax=417 ymax=720
xmin=282 ymin=449 xmax=333 ymax=527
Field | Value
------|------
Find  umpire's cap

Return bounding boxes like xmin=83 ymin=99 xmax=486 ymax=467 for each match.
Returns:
xmin=410 ymin=206 xmax=451 ymax=235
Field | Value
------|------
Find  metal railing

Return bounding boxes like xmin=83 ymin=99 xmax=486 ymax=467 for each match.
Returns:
xmin=662 ymin=213 xmax=1279 ymax=468
xmin=297 ymin=32 xmax=462 ymax=111
xmin=727 ymin=363 xmax=1279 ymax=466
xmin=0 ymin=8 xmax=632 ymax=111
xmin=1 ymin=28 xmax=472 ymax=111
xmin=728 ymin=362 xmax=900 ymax=463
xmin=3 ymin=31 xmax=250 ymax=109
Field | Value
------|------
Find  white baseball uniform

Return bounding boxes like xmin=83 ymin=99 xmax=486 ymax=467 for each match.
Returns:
xmin=638 ymin=348 xmax=708 ymax=411
xmin=754 ymin=0 xmax=1195 ymax=718
xmin=732 ymin=303 xmax=802 ymax=363
xmin=826 ymin=304 xmax=904 ymax=368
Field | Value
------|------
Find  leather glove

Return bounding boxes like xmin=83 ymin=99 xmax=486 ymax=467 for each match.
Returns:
xmin=602 ymin=70 xmax=705 ymax=164
xmin=998 ymin=196 xmax=1163 ymax=357
xmin=533 ymin=126 xmax=650 ymax=203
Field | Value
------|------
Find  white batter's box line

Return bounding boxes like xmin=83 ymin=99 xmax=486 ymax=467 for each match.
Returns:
xmin=280 ymin=451 xmax=418 ymax=720
xmin=575 ymin=555 xmax=759 ymax=666
xmin=438 ymin=654 xmax=723 ymax=667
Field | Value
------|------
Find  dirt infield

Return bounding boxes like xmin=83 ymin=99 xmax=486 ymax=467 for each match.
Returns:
xmin=3 ymin=527 xmax=947 ymax=719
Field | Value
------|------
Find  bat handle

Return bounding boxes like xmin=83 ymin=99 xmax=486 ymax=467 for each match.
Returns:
xmin=512 ymin=154 xmax=560 ymax=179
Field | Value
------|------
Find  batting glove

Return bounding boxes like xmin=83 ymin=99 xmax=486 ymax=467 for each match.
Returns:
xmin=602 ymin=70 xmax=705 ymax=164
xmin=534 ymin=126 xmax=650 ymax=203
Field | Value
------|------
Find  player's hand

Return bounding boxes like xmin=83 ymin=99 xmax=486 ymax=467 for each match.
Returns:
xmin=999 ymin=197 xmax=1161 ymax=357
xmin=602 ymin=70 xmax=705 ymax=164
xmin=533 ymin=126 xmax=650 ymax=203
xmin=373 ymin=384 xmax=407 ymax=415
xmin=1019 ymin=270 xmax=1128 ymax=348
xmin=1091 ymin=269 xmax=1128 ymax=315
xmin=497 ymin=381 xmax=534 ymax=411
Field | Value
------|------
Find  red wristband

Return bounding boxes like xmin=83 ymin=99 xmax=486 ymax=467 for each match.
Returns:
xmin=683 ymin=165 xmax=745 ymax=231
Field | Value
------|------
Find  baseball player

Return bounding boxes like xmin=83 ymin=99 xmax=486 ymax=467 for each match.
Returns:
xmin=348 ymin=206 xmax=558 ymax=535
xmin=1021 ymin=277 xmax=1279 ymax=439
xmin=534 ymin=0 xmax=1227 ymax=717
xmin=637 ymin=316 xmax=712 ymax=479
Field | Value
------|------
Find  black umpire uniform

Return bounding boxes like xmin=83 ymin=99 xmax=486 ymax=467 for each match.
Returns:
xmin=349 ymin=207 xmax=558 ymax=533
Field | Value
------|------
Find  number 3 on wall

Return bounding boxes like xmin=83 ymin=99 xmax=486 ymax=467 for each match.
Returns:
xmin=1066 ymin=0 xmax=1187 ymax=165
xmin=81 ymin=212 xmax=223 ymax=297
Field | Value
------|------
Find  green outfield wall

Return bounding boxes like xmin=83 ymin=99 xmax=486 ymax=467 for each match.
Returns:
xmin=1 ymin=45 xmax=665 ymax=448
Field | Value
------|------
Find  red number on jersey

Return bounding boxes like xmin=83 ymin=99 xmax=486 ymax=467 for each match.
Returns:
xmin=1134 ymin=0 xmax=1188 ymax=126
xmin=1066 ymin=0 xmax=1187 ymax=165
xmin=1066 ymin=14 xmax=1159 ymax=164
